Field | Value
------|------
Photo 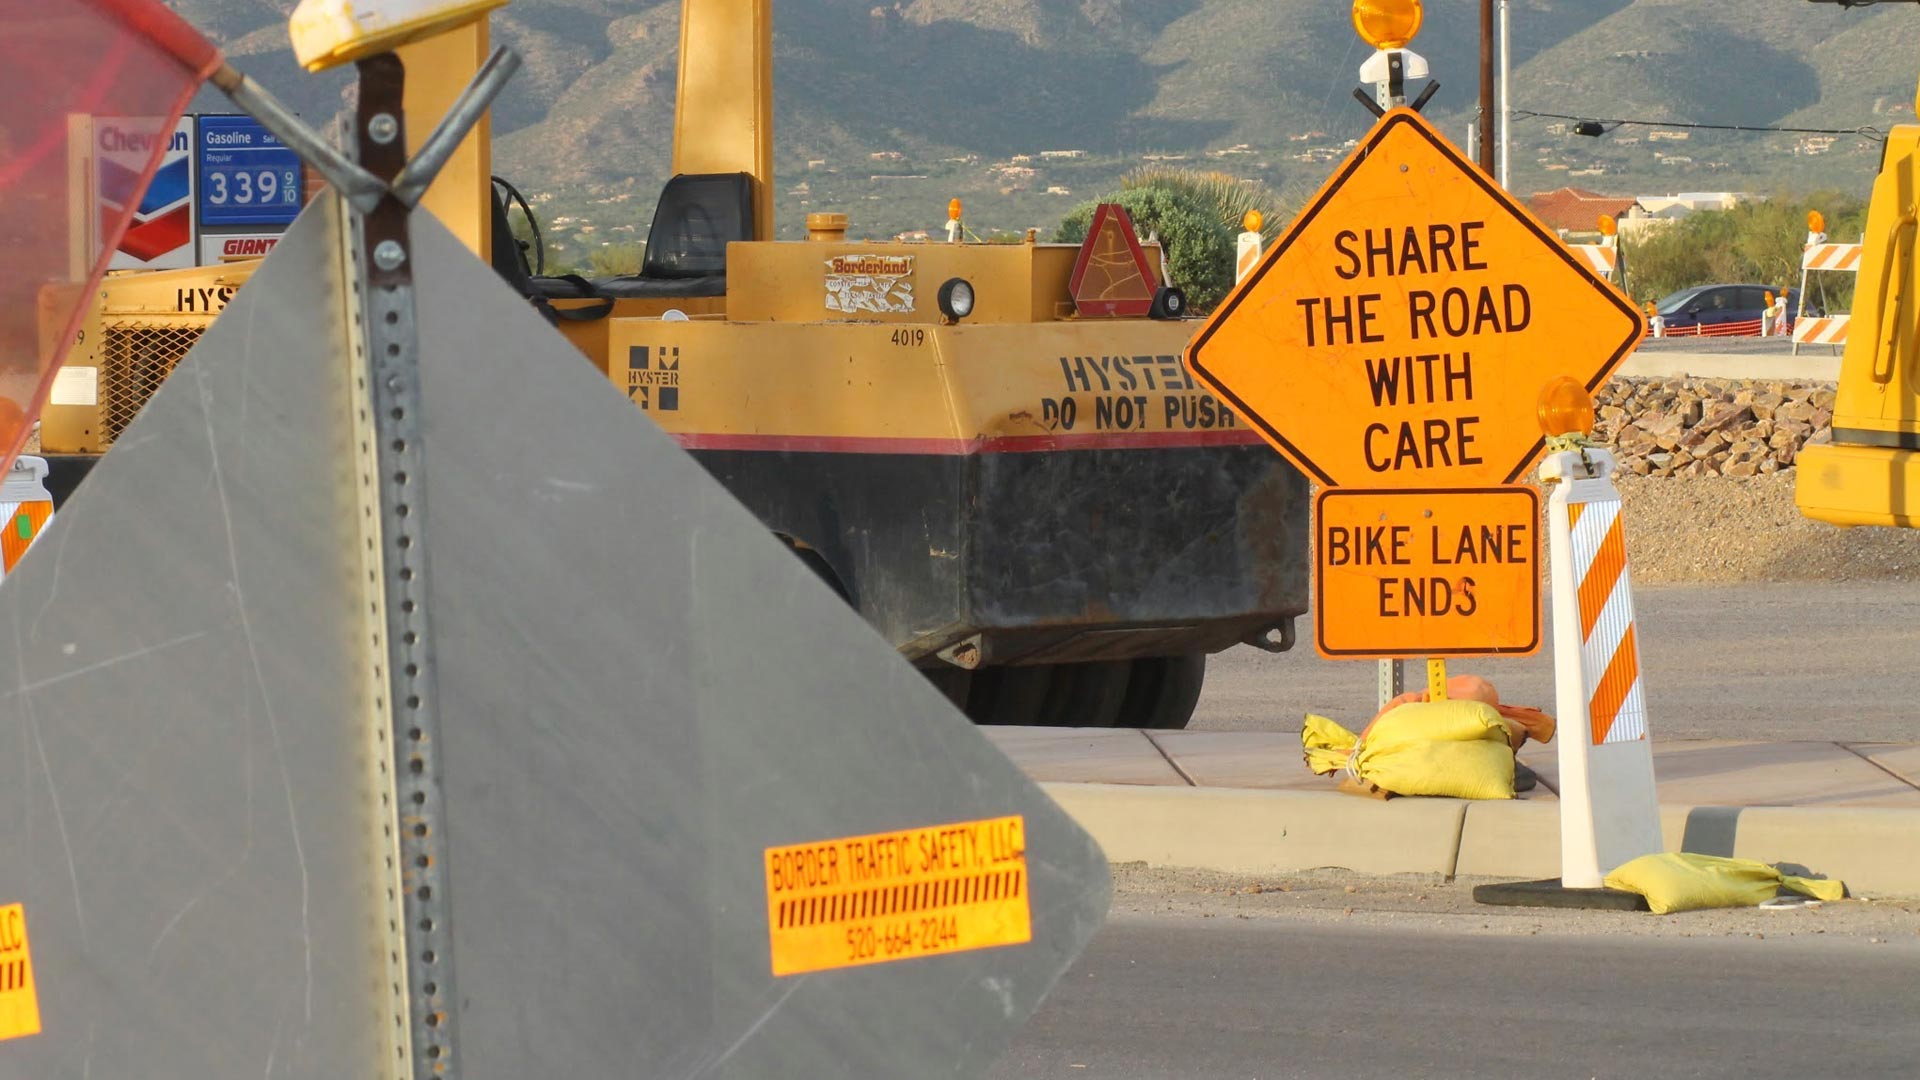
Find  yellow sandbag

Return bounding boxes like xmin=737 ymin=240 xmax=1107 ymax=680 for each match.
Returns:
xmin=1604 ymin=852 xmax=1848 ymax=915
xmin=1366 ymin=699 xmax=1510 ymax=751
xmin=1302 ymin=700 xmax=1516 ymax=800
xmin=1302 ymin=713 xmax=1358 ymax=775
xmin=1361 ymin=737 xmax=1514 ymax=800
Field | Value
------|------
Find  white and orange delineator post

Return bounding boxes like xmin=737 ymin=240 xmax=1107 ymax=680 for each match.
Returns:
xmin=0 ymin=455 xmax=54 ymax=583
xmin=1236 ymin=210 xmax=1264 ymax=285
xmin=1538 ymin=379 xmax=1661 ymax=888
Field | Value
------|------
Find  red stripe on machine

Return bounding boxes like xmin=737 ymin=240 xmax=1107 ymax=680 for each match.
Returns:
xmin=670 ymin=429 xmax=1268 ymax=455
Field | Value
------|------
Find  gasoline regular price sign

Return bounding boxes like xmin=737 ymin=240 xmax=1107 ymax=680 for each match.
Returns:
xmin=197 ymin=115 xmax=303 ymax=228
xmin=1185 ymin=108 xmax=1643 ymax=491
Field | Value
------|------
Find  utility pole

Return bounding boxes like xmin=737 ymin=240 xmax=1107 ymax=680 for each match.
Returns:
xmin=1498 ymin=0 xmax=1511 ymax=188
xmin=1479 ymin=0 xmax=1495 ymax=174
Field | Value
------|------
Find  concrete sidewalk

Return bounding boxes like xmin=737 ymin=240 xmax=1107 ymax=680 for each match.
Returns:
xmin=989 ymin=728 xmax=1920 ymax=896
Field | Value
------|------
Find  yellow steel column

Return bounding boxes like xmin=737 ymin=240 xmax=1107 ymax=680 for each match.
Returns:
xmin=672 ymin=0 xmax=775 ymax=240
xmin=398 ymin=20 xmax=492 ymax=256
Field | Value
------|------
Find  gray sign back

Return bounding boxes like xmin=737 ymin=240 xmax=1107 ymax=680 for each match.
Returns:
xmin=0 ymin=197 xmax=1108 ymax=1079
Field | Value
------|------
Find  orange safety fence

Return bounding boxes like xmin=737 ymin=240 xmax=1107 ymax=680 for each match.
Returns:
xmin=0 ymin=0 xmax=220 ymax=474
xmin=1658 ymin=318 xmax=1773 ymax=338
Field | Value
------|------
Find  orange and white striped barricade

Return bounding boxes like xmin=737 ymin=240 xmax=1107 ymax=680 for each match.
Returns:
xmin=1541 ymin=441 xmax=1661 ymax=887
xmin=1801 ymin=242 xmax=1861 ymax=273
xmin=1567 ymin=243 xmax=1618 ymax=284
xmin=1793 ymin=314 xmax=1850 ymax=348
xmin=0 ymin=456 xmax=54 ymax=583
xmin=1795 ymin=241 xmax=1862 ymax=355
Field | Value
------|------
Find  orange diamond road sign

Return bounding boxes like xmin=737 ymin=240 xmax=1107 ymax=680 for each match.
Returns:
xmin=1316 ymin=487 xmax=1540 ymax=658
xmin=1184 ymin=108 xmax=1644 ymax=489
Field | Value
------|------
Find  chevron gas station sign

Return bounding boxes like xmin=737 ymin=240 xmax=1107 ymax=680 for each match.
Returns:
xmin=93 ymin=115 xmax=197 ymax=270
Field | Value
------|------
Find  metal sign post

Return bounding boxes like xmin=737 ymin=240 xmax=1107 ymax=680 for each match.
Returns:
xmin=349 ymin=53 xmax=460 ymax=1075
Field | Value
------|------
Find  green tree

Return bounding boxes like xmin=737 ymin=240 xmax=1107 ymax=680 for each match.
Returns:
xmin=1622 ymin=193 xmax=1867 ymax=309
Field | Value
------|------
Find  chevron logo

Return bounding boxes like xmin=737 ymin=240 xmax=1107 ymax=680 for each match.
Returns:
xmin=100 ymin=154 xmax=192 ymax=263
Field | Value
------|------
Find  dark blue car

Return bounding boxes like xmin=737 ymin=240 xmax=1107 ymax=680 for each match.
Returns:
xmin=1654 ymin=283 xmax=1806 ymax=333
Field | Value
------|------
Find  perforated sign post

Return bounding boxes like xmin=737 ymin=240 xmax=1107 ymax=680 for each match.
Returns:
xmin=1185 ymin=107 xmax=1645 ymax=659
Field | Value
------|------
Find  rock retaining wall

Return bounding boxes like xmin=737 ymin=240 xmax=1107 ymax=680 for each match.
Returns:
xmin=1593 ymin=377 xmax=1835 ymax=478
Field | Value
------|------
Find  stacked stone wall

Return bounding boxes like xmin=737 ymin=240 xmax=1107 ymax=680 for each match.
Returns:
xmin=1594 ymin=377 xmax=1835 ymax=477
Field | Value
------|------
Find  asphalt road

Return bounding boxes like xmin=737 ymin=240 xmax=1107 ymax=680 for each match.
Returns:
xmin=992 ymin=914 xmax=1920 ymax=1080
xmin=1192 ymin=581 xmax=1920 ymax=744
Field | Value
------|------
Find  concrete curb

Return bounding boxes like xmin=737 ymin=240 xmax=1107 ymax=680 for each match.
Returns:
xmin=1619 ymin=350 xmax=1838 ymax=382
xmin=1043 ymin=782 xmax=1920 ymax=898
xmin=1039 ymin=784 xmax=1466 ymax=878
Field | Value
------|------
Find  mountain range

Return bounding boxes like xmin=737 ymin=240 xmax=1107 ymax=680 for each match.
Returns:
xmin=174 ymin=1 xmax=1920 ymax=246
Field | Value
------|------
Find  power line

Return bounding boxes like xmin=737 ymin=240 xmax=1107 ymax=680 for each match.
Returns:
xmin=1512 ymin=109 xmax=1885 ymax=141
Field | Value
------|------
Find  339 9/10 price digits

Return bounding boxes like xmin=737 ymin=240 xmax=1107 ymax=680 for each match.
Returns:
xmin=206 ymin=168 xmax=297 ymax=207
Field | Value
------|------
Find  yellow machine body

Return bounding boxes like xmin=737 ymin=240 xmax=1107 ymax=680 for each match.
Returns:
xmin=41 ymin=263 xmax=255 ymax=463
xmin=1798 ymin=124 xmax=1920 ymax=527
xmin=672 ymin=0 xmax=774 ymax=241
xmin=42 ymin=0 xmax=1309 ymax=727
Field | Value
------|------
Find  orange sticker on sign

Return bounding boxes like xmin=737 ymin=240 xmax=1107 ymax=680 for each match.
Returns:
xmin=1316 ymin=487 xmax=1541 ymax=658
xmin=765 ymin=815 xmax=1030 ymax=977
xmin=0 ymin=904 xmax=41 ymax=1042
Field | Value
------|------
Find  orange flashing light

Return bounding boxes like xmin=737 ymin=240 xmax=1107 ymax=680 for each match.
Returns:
xmin=1351 ymin=0 xmax=1423 ymax=51
xmin=1538 ymin=375 xmax=1596 ymax=439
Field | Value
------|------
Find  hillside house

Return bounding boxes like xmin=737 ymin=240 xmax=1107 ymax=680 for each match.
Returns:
xmin=1638 ymin=192 xmax=1756 ymax=215
xmin=1525 ymin=187 xmax=1638 ymax=234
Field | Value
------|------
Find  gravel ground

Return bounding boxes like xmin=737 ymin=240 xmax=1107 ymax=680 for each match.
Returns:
xmin=1618 ymin=472 xmax=1920 ymax=583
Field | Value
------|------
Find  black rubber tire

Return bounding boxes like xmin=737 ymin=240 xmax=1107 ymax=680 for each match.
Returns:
xmin=1036 ymin=661 xmax=1133 ymax=728
xmin=1114 ymin=654 xmax=1207 ymax=730
xmin=964 ymin=665 xmax=1056 ymax=726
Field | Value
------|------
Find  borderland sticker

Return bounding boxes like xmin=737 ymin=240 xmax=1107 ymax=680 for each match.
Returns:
xmin=824 ymin=254 xmax=915 ymax=314
xmin=765 ymin=815 xmax=1029 ymax=977
xmin=0 ymin=904 xmax=41 ymax=1041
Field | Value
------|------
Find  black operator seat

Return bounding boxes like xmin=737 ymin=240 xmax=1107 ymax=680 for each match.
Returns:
xmin=534 ymin=172 xmax=753 ymax=301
